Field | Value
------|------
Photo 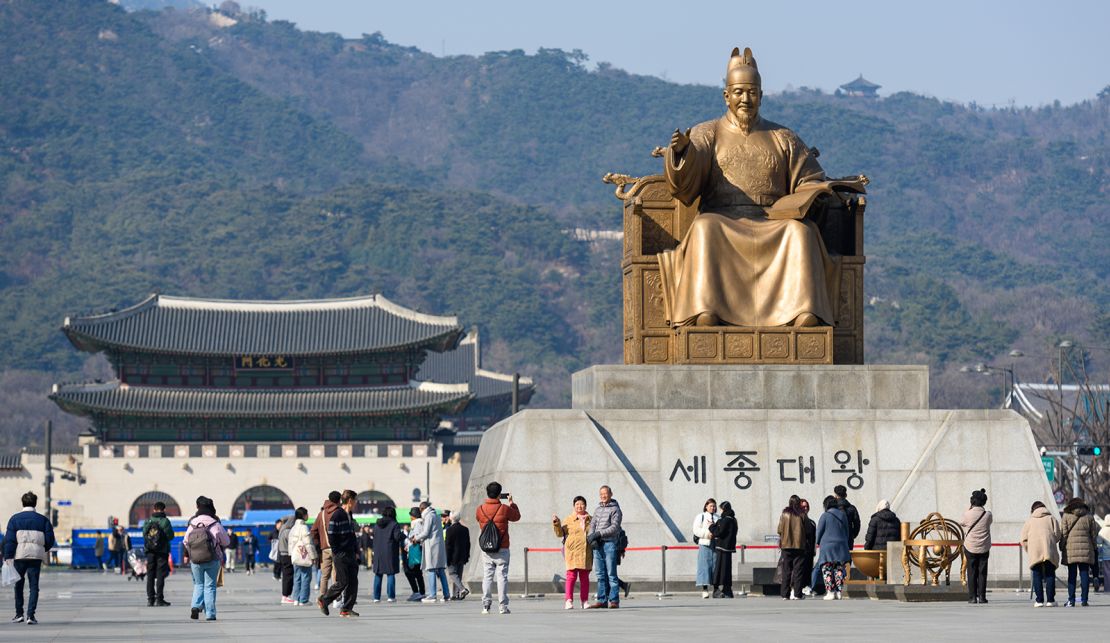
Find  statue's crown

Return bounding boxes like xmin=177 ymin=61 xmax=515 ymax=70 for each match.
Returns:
xmin=726 ymin=47 xmax=761 ymax=87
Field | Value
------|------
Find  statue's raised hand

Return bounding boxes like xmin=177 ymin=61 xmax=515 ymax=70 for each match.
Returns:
xmin=670 ymin=128 xmax=692 ymax=156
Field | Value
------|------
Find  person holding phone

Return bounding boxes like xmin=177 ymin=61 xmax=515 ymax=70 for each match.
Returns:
xmin=475 ymin=481 xmax=520 ymax=614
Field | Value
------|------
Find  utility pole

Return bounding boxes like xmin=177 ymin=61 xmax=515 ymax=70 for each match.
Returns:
xmin=44 ymin=420 xmax=53 ymax=519
xmin=1071 ymin=444 xmax=1080 ymax=500
xmin=511 ymin=373 xmax=520 ymax=414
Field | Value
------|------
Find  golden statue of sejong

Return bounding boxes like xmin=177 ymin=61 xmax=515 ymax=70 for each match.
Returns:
xmin=659 ymin=47 xmax=865 ymax=329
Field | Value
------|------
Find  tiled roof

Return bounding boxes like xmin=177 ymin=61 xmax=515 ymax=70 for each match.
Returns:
xmin=50 ymin=380 xmax=471 ymax=418
xmin=62 ymin=294 xmax=462 ymax=357
xmin=839 ymin=74 xmax=881 ymax=90
xmin=418 ymin=328 xmax=535 ymax=400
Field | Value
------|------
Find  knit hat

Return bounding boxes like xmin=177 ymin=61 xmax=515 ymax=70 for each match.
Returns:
xmin=876 ymin=499 xmax=890 ymax=512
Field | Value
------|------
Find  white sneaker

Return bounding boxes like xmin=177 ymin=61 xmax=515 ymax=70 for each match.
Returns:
xmin=499 ymin=606 xmax=511 ymax=615
xmin=387 ymin=598 xmax=396 ymax=603
xmin=565 ymin=599 xmax=574 ymax=610
xmin=823 ymin=592 xmax=836 ymax=601
xmin=1033 ymin=602 xmax=1044 ymax=607
xmin=802 ymin=586 xmax=813 ymax=597
xmin=281 ymin=596 xmax=294 ymax=604
xmin=835 ymin=591 xmax=843 ymax=600
xmin=701 ymin=590 xmax=710 ymax=599
xmin=421 ymin=597 xmax=438 ymax=603
xmin=1046 ymin=601 xmax=1057 ymax=607
xmin=789 ymin=589 xmax=796 ymax=600
xmin=482 ymin=607 xmax=491 ymax=615
xmin=372 ymin=599 xmax=380 ymax=603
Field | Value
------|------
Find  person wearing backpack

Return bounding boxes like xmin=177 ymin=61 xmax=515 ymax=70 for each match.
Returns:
xmin=183 ymin=496 xmax=230 ymax=621
xmin=288 ymin=508 xmax=316 ymax=606
xmin=475 ymin=481 xmax=521 ymax=615
xmin=586 ymin=485 xmax=623 ymax=609
xmin=142 ymin=501 xmax=174 ymax=607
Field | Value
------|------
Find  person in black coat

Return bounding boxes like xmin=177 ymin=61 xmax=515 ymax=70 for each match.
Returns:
xmin=444 ymin=515 xmax=472 ymax=599
xmin=834 ymin=485 xmax=862 ymax=543
xmin=358 ymin=526 xmax=374 ymax=570
xmin=864 ymin=499 xmax=902 ymax=551
xmin=708 ymin=501 xmax=738 ymax=598
xmin=800 ymin=498 xmax=818 ymax=595
xmin=371 ymin=506 xmax=404 ymax=602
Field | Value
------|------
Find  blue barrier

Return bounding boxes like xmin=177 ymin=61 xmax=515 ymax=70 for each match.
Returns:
xmin=70 ymin=522 xmax=281 ymax=568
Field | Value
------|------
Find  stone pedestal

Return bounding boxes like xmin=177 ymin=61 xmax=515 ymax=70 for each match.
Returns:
xmin=462 ymin=365 xmax=1053 ymax=586
xmin=572 ymin=364 xmax=928 ymax=410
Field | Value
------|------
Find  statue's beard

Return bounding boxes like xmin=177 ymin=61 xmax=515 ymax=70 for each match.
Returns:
xmin=731 ymin=107 xmax=757 ymax=133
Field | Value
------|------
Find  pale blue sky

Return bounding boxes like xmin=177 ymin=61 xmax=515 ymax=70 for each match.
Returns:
xmin=241 ymin=0 xmax=1107 ymax=107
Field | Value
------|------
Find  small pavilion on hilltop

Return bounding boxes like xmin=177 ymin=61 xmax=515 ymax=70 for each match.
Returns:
xmin=839 ymin=75 xmax=881 ymax=97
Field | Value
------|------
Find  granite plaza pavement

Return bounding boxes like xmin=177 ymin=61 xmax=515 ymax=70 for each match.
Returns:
xmin=5 ymin=569 xmax=1105 ymax=641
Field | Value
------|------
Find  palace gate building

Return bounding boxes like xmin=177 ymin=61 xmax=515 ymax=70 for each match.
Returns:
xmin=0 ymin=293 xmax=532 ymax=532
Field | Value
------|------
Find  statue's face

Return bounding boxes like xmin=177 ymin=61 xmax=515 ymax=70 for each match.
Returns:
xmin=724 ymin=82 xmax=761 ymax=124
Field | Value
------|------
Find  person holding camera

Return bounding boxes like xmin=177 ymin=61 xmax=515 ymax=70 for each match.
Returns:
xmin=475 ymin=481 xmax=520 ymax=614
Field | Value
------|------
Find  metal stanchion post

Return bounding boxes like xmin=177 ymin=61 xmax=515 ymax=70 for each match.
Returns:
xmin=521 ymin=547 xmax=529 ymax=598
xmin=737 ymin=545 xmax=749 ymax=597
xmin=657 ymin=545 xmax=672 ymax=598
xmin=1015 ymin=546 xmax=1024 ymax=594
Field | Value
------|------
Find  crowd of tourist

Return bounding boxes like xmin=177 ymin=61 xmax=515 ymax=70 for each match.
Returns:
xmin=2 ymin=484 xmax=1109 ymax=624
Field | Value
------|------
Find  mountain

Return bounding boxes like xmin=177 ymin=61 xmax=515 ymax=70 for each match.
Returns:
xmin=139 ymin=7 xmax=1110 ymax=390
xmin=1 ymin=1 xmax=1107 ymax=452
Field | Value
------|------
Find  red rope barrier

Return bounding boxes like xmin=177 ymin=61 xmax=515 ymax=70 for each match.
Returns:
xmin=525 ymin=542 xmax=1022 ymax=552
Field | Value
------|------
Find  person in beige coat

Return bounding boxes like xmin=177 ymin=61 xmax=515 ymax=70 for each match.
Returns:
xmin=1020 ymin=501 xmax=1061 ymax=606
xmin=1060 ymin=497 xmax=1098 ymax=606
xmin=552 ymin=495 xmax=593 ymax=610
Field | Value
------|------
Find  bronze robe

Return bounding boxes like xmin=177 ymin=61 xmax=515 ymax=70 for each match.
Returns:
xmin=659 ymin=115 xmax=839 ymax=327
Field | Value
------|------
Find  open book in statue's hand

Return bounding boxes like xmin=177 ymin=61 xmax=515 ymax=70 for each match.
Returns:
xmin=766 ymin=176 xmax=869 ymax=220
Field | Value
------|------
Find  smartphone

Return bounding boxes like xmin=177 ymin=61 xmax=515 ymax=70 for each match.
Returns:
xmin=499 ymin=493 xmax=510 ymax=500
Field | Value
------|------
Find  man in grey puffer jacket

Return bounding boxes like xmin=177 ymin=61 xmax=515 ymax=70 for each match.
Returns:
xmin=586 ymin=486 xmax=623 ymax=609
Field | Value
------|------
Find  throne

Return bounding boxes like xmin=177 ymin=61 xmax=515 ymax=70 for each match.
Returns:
xmin=605 ymin=169 xmax=866 ymax=365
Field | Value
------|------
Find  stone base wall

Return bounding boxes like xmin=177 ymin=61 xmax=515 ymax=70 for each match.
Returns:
xmin=460 ymin=406 xmax=1053 ymax=583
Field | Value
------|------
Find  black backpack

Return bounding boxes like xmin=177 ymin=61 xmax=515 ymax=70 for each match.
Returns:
xmin=478 ymin=504 xmax=503 ymax=554
xmin=616 ymin=528 xmax=629 ymax=557
xmin=144 ymin=521 xmax=165 ymax=554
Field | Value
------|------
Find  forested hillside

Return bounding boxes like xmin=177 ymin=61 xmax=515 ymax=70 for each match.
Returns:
xmin=1 ymin=1 xmax=1107 ymax=452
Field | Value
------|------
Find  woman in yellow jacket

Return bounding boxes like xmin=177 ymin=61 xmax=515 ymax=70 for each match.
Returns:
xmin=553 ymin=496 xmax=593 ymax=610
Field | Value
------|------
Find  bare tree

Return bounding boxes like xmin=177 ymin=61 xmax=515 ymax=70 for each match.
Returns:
xmin=1026 ymin=349 xmax=1110 ymax=516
